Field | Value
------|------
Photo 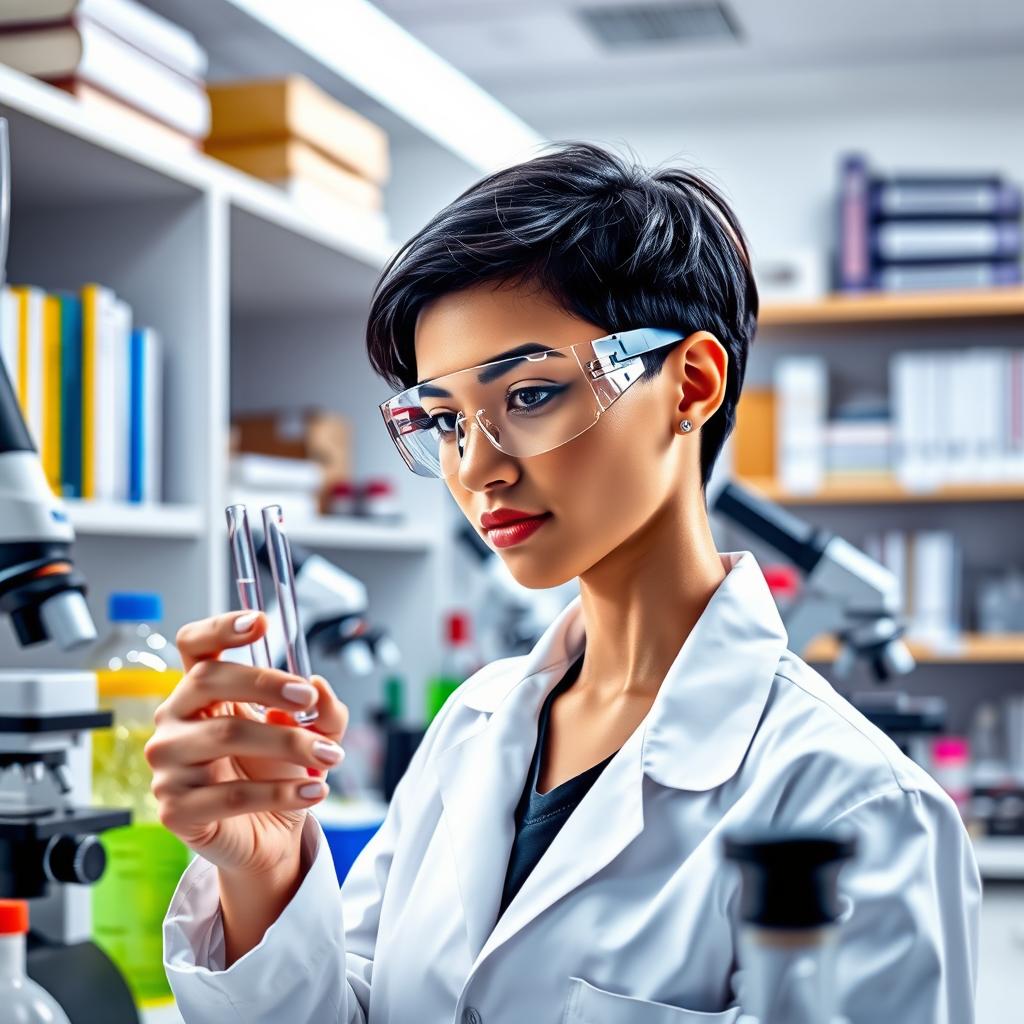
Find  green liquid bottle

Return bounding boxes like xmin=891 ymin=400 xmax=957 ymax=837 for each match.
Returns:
xmin=425 ymin=610 xmax=482 ymax=724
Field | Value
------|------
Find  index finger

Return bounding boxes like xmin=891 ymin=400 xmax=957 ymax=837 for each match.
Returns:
xmin=175 ymin=610 xmax=268 ymax=673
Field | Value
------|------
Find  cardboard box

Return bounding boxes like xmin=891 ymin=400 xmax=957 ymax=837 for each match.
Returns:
xmin=231 ymin=409 xmax=353 ymax=514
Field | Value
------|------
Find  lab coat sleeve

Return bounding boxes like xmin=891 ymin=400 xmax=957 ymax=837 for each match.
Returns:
xmin=824 ymin=785 xmax=982 ymax=1024
xmin=163 ymin=692 xmax=454 ymax=1024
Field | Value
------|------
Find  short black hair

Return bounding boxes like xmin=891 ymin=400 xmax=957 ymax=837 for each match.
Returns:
xmin=365 ymin=140 xmax=758 ymax=488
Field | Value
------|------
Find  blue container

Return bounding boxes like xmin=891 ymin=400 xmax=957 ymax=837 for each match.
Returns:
xmin=313 ymin=799 xmax=388 ymax=885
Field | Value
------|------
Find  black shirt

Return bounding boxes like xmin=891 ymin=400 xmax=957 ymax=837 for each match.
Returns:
xmin=498 ymin=651 xmax=618 ymax=917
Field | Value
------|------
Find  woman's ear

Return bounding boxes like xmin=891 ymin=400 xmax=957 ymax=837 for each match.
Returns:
xmin=666 ymin=331 xmax=729 ymax=431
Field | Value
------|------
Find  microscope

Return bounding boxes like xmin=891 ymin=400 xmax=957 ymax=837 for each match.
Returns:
xmin=724 ymin=828 xmax=858 ymax=1024
xmin=0 ymin=116 xmax=137 ymax=1023
xmin=711 ymin=480 xmax=946 ymax=761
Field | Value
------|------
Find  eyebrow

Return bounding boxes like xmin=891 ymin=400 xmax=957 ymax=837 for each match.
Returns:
xmin=416 ymin=342 xmax=566 ymax=398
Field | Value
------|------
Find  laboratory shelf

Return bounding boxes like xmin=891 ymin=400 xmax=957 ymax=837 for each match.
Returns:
xmin=804 ymin=633 xmax=1024 ymax=665
xmin=737 ymin=475 xmax=1024 ymax=506
xmin=63 ymin=499 xmax=205 ymax=539
xmin=759 ymin=286 xmax=1024 ymax=327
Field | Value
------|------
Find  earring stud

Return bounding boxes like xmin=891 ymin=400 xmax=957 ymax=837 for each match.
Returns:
xmin=679 ymin=419 xmax=693 ymax=433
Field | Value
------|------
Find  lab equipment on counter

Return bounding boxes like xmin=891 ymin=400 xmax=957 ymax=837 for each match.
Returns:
xmin=724 ymin=829 xmax=857 ymax=1024
xmin=89 ymin=592 xmax=190 ymax=1007
xmin=0 ymin=900 xmax=71 ymax=1024
xmin=425 ymin=610 xmax=484 ymax=724
xmin=711 ymin=480 xmax=951 ymax=764
xmin=0 ymin=115 xmax=137 ymax=1024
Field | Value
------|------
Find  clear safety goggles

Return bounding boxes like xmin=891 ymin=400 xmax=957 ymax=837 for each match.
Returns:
xmin=379 ymin=327 xmax=684 ymax=479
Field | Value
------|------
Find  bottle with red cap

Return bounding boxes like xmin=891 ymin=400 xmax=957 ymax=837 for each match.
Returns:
xmin=424 ymin=610 xmax=483 ymax=724
xmin=0 ymin=900 xmax=71 ymax=1022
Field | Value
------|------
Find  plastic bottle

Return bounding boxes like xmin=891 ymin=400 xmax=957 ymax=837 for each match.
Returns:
xmin=425 ymin=611 xmax=483 ymax=724
xmin=89 ymin=592 xmax=191 ymax=1007
xmin=0 ymin=899 xmax=72 ymax=1023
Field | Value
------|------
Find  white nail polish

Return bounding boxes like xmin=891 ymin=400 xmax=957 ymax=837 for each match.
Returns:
xmin=299 ymin=781 xmax=325 ymax=800
xmin=234 ymin=612 xmax=258 ymax=633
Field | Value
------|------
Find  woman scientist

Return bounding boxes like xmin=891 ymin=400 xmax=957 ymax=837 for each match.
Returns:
xmin=153 ymin=142 xmax=980 ymax=1023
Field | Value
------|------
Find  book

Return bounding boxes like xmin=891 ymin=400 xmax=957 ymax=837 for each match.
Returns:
xmin=868 ymin=260 xmax=1020 ymax=291
xmin=774 ymin=356 xmax=827 ymax=493
xmin=111 ymin=296 xmax=131 ymax=501
xmin=205 ymin=75 xmax=389 ymax=185
xmin=870 ymin=176 xmax=1021 ymax=219
xmin=129 ymin=325 xmax=161 ymax=502
xmin=81 ymin=282 xmax=115 ymax=499
xmin=229 ymin=452 xmax=325 ymax=491
xmin=41 ymin=292 xmax=61 ymax=494
xmin=0 ymin=16 xmax=210 ymax=137
xmin=204 ymin=137 xmax=383 ymax=210
xmin=9 ymin=284 xmax=44 ymax=451
xmin=873 ymin=220 xmax=1021 ymax=263
xmin=58 ymin=292 xmax=82 ymax=498
xmin=51 ymin=76 xmax=199 ymax=154
xmin=0 ymin=0 xmax=208 ymax=79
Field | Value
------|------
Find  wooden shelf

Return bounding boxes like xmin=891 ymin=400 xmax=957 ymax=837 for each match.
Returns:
xmin=805 ymin=632 xmax=1024 ymax=664
xmin=759 ymin=286 xmax=1024 ymax=327
xmin=63 ymin=499 xmax=204 ymax=539
xmin=738 ymin=475 xmax=1024 ymax=505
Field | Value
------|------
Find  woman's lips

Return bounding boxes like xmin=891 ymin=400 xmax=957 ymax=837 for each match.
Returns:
xmin=485 ymin=512 xmax=553 ymax=548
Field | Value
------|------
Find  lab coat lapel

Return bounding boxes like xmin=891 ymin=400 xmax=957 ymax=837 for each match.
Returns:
xmin=474 ymin=718 xmax=645 ymax=969
xmin=435 ymin=594 xmax=588 ymax=962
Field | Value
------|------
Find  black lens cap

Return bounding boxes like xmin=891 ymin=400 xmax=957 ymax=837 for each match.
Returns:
xmin=722 ymin=828 xmax=858 ymax=929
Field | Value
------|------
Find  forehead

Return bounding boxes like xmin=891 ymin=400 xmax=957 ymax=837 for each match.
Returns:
xmin=413 ymin=280 xmax=602 ymax=383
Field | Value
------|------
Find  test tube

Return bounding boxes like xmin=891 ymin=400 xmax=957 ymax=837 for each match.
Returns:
xmin=225 ymin=505 xmax=271 ymax=717
xmin=261 ymin=504 xmax=319 ymax=726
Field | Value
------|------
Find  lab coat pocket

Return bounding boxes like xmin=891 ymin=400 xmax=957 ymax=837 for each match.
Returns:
xmin=564 ymin=977 xmax=742 ymax=1024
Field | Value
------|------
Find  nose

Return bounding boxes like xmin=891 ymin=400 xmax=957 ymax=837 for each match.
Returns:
xmin=454 ymin=411 xmax=518 ymax=490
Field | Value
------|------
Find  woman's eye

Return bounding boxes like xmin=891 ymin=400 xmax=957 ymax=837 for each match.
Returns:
xmin=509 ymin=385 xmax=560 ymax=411
xmin=428 ymin=411 xmax=458 ymax=434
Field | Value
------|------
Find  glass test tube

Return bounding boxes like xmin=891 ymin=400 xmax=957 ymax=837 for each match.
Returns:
xmin=261 ymin=504 xmax=319 ymax=725
xmin=226 ymin=505 xmax=271 ymax=716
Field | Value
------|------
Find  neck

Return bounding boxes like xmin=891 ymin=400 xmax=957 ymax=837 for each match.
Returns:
xmin=574 ymin=488 xmax=727 ymax=702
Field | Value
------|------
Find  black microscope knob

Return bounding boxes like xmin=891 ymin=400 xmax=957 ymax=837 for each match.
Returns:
xmin=43 ymin=834 xmax=107 ymax=885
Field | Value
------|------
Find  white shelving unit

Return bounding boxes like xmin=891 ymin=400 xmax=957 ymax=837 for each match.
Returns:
xmin=0 ymin=0 xmax=532 ymax=721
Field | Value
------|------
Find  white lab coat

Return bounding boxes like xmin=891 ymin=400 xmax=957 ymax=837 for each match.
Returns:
xmin=163 ymin=550 xmax=981 ymax=1024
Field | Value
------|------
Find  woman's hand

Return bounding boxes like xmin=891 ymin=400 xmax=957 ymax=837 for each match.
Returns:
xmin=144 ymin=609 xmax=349 ymax=879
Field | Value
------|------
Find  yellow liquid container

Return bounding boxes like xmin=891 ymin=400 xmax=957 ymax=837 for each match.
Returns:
xmin=89 ymin=593 xmax=189 ymax=1007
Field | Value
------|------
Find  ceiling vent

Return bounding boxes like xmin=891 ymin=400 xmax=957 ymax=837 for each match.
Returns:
xmin=577 ymin=1 xmax=742 ymax=49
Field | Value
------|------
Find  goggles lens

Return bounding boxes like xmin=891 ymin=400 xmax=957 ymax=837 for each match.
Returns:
xmin=379 ymin=328 xmax=683 ymax=478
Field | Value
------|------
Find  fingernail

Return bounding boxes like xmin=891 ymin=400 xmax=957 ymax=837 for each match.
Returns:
xmin=298 ymin=781 xmax=326 ymax=800
xmin=282 ymin=681 xmax=317 ymax=706
xmin=312 ymin=740 xmax=345 ymax=765
xmin=234 ymin=612 xmax=258 ymax=633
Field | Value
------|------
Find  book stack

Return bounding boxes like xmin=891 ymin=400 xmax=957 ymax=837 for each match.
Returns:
xmin=228 ymin=452 xmax=324 ymax=523
xmin=735 ymin=348 xmax=1024 ymax=494
xmin=891 ymin=347 xmax=1024 ymax=490
xmin=204 ymin=75 xmax=390 ymax=242
xmin=0 ymin=281 xmax=163 ymax=503
xmin=836 ymin=154 xmax=1022 ymax=293
xmin=0 ymin=0 xmax=210 ymax=151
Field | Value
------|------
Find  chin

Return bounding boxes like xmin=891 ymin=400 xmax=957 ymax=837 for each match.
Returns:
xmin=499 ymin=552 xmax=576 ymax=591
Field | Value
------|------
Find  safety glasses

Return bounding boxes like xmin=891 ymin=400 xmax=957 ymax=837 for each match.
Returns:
xmin=379 ymin=327 xmax=684 ymax=478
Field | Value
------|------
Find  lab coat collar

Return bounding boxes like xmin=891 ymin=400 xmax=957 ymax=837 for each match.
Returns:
xmin=460 ymin=549 xmax=789 ymax=792
xmin=437 ymin=550 xmax=787 ymax=968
